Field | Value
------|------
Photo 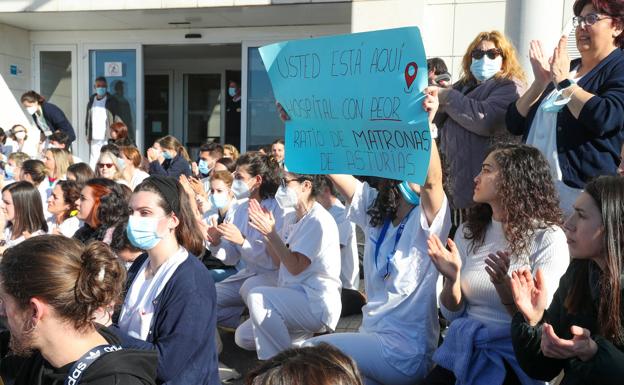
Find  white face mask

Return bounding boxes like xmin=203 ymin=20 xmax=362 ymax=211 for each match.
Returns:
xmin=15 ymin=131 xmax=26 ymax=140
xmin=26 ymin=105 xmax=38 ymax=115
xmin=231 ymin=179 xmax=251 ymax=199
xmin=275 ymin=185 xmax=299 ymax=209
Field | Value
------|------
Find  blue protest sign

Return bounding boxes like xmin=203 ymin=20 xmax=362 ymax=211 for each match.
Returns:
xmin=259 ymin=26 xmax=430 ymax=183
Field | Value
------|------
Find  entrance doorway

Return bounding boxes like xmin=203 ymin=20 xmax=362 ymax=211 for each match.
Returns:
xmin=143 ymin=44 xmax=241 ymax=156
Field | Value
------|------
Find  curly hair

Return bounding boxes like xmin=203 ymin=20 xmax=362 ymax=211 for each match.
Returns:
xmin=463 ymin=144 xmax=563 ymax=257
xmin=366 ymin=178 xmax=402 ymax=228
xmin=458 ymin=30 xmax=526 ymax=86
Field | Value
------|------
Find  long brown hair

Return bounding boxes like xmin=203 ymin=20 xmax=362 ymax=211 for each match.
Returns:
xmin=458 ymin=30 xmax=526 ymax=86
xmin=158 ymin=135 xmax=191 ymax=162
xmin=0 ymin=236 xmax=126 ymax=332
xmin=464 ymin=144 xmax=562 ymax=256
xmin=2 ymin=181 xmax=48 ymax=236
xmin=565 ymin=176 xmax=624 ymax=344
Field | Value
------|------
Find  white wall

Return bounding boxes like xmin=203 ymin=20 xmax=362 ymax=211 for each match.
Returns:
xmin=422 ymin=0 xmax=507 ymax=81
xmin=0 ymin=23 xmax=31 ymax=104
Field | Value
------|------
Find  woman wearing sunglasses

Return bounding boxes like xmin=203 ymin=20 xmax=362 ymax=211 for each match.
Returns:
xmin=507 ymin=0 xmax=624 ymax=216
xmin=433 ymin=30 xmax=525 ymax=230
xmin=95 ymin=150 xmax=126 ymax=185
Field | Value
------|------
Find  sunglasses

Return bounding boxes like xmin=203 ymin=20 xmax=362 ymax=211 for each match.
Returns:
xmin=471 ymin=48 xmax=503 ymax=60
xmin=97 ymin=163 xmax=114 ymax=169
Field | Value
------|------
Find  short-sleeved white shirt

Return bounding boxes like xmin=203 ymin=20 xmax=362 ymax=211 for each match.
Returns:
xmin=347 ymin=181 xmax=451 ymax=376
xmin=279 ymin=202 xmax=342 ymax=330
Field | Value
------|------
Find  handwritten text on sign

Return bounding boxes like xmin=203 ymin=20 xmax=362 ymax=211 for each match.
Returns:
xmin=259 ymin=27 xmax=430 ymax=183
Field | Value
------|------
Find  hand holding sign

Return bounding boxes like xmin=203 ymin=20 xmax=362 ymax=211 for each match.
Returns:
xmin=260 ymin=27 xmax=431 ymax=184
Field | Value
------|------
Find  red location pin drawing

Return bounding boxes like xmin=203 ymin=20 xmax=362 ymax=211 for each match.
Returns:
xmin=404 ymin=62 xmax=418 ymax=89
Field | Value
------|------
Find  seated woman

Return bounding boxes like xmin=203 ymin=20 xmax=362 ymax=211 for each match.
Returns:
xmin=109 ymin=121 xmax=134 ymax=147
xmin=423 ymin=144 xmax=570 ymax=384
xmin=43 ymin=147 xmax=72 ymax=183
xmin=0 ymin=235 xmax=157 ymax=385
xmin=303 ymin=90 xmax=451 ymax=385
xmin=73 ymin=178 xmax=129 ymax=245
xmin=20 ymin=159 xmax=52 ymax=217
xmin=120 ymin=146 xmax=149 ymax=189
xmin=46 ymin=180 xmax=82 ymax=238
xmin=198 ymin=170 xmax=239 ymax=282
xmin=2 ymin=152 xmax=29 ymax=186
xmin=67 ymin=162 xmax=95 ymax=186
xmin=95 ymin=150 xmax=126 ymax=185
xmin=510 ymin=176 xmax=624 ymax=385
xmin=235 ymin=173 xmax=341 ymax=359
xmin=0 ymin=181 xmax=48 ymax=250
xmin=113 ymin=175 xmax=219 ymax=385
xmin=246 ymin=343 xmax=363 ymax=385
xmin=147 ymin=136 xmax=191 ymax=179
xmin=206 ymin=152 xmax=289 ymax=329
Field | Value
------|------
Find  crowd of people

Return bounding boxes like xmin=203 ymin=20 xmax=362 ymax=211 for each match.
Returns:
xmin=0 ymin=0 xmax=623 ymax=384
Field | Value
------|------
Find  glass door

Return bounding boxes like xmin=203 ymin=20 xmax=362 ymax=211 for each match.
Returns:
xmin=183 ymin=73 xmax=221 ymax=159
xmin=34 ymin=45 xmax=78 ymax=149
xmin=144 ymin=73 xmax=172 ymax=148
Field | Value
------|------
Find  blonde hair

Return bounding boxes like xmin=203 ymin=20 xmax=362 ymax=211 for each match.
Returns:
xmin=158 ymin=135 xmax=191 ymax=162
xmin=46 ymin=148 xmax=72 ymax=179
xmin=459 ymin=30 xmax=526 ymax=85
xmin=223 ymin=144 xmax=240 ymax=161
xmin=95 ymin=151 xmax=123 ymax=181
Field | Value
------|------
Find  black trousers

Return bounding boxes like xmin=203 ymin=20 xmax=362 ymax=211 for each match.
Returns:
xmin=422 ymin=361 xmax=522 ymax=385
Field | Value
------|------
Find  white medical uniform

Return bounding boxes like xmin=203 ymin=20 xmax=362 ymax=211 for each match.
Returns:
xmin=328 ymin=199 xmax=360 ymax=290
xmin=46 ymin=215 xmax=82 ymax=238
xmin=306 ymin=181 xmax=451 ymax=385
xmin=235 ymin=202 xmax=341 ymax=359
xmin=89 ymin=96 xmax=108 ymax=168
xmin=210 ymin=197 xmax=291 ymax=328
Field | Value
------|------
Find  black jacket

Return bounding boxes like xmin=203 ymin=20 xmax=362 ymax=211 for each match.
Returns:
xmin=1 ymin=326 xmax=158 ymax=385
xmin=511 ymin=259 xmax=624 ymax=385
xmin=36 ymin=102 xmax=76 ymax=144
xmin=148 ymin=153 xmax=191 ymax=179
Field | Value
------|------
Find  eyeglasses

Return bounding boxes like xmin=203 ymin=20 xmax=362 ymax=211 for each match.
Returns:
xmin=572 ymin=13 xmax=612 ymax=28
xmin=280 ymin=177 xmax=298 ymax=188
xmin=471 ymin=48 xmax=503 ymax=60
xmin=97 ymin=163 xmax=114 ymax=169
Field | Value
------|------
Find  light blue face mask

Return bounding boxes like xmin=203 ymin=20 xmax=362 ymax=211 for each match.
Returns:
xmin=470 ymin=56 xmax=502 ymax=82
xmin=4 ymin=164 xmax=14 ymax=179
xmin=210 ymin=192 xmax=230 ymax=209
xmin=198 ymin=159 xmax=210 ymax=175
xmin=397 ymin=181 xmax=420 ymax=206
xmin=162 ymin=151 xmax=173 ymax=160
xmin=126 ymin=215 xmax=163 ymax=250
xmin=228 ymin=87 xmax=237 ymax=97
xmin=95 ymin=87 xmax=107 ymax=97
xmin=541 ymin=89 xmax=573 ymax=113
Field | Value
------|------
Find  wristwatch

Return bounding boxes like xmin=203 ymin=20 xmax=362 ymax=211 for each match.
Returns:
xmin=557 ymin=79 xmax=574 ymax=90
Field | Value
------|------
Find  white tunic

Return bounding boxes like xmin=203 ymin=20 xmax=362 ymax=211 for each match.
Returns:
xmin=347 ymin=181 xmax=451 ymax=376
xmin=328 ymin=200 xmax=359 ymax=290
xmin=118 ymin=247 xmax=188 ymax=340
xmin=46 ymin=215 xmax=82 ymax=238
xmin=279 ymin=202 xmax=342 ymax=330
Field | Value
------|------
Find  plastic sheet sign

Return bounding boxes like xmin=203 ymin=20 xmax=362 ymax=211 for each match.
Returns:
xmin=259 ymin=26 xmax=430 ymax=183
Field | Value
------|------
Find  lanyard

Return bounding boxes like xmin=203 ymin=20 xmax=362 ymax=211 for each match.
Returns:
xmin=64 ymin=344 xmax=122 ymax=385
xmin=373 ymin=207 xmax=415 ymax=280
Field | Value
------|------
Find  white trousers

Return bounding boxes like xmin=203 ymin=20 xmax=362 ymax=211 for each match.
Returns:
xmin=89 ymin=139 xmax=107 ymax=169
xmin=305 ymin=333 xmax=429 ymax=385
xmin=215 ymin=273 xmax=276 ymax=328
xmin=235 ymin=286 xmax=324 ymax=360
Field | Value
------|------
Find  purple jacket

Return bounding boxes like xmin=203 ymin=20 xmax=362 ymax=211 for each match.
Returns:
xmin=438 ymin=77 xmax=524 ymax=209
